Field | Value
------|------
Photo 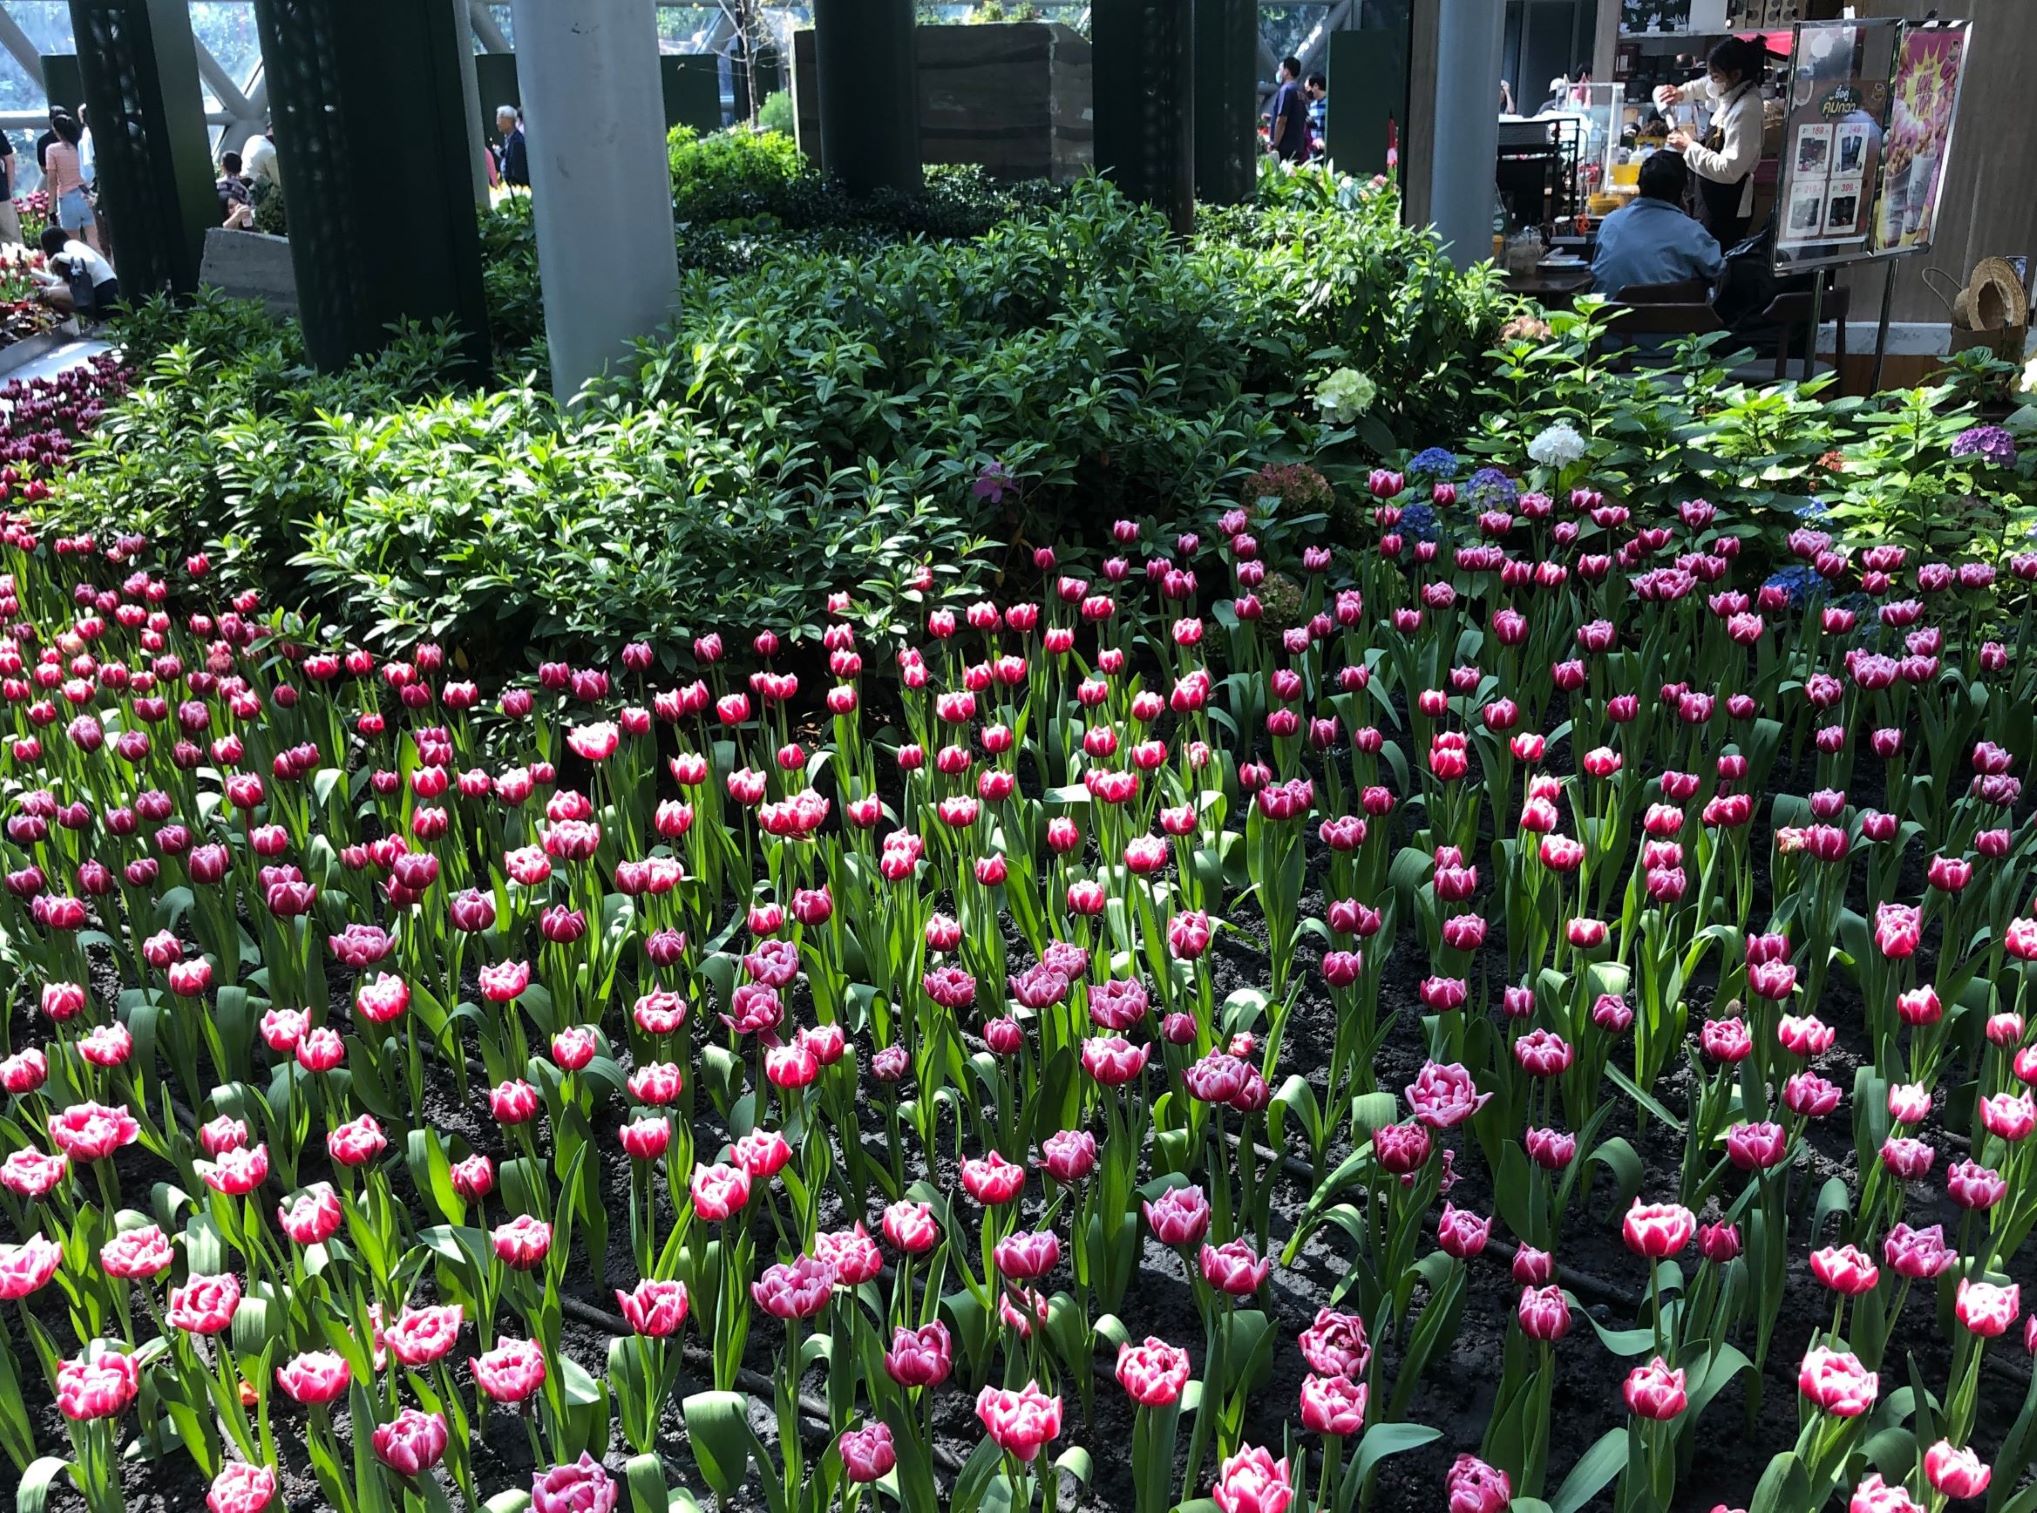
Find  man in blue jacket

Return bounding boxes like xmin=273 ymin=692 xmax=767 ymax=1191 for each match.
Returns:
xmin=495 ymin=105 xmax=528 ymax=189
xmin=1592 ymin=151 xmax=1722 ymax=295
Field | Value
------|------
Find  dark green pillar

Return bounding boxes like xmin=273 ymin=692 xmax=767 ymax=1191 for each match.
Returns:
xmin=41 ymin=55 xmax=85 ymax=117
xmin=812 ymin=0 xmax=920 ymax=196
xmin=1193 ymin=0 xmax=1256 ymax=204
xmin=252 ymin=0 xmax=490 ymax=374
xmin=66 ymin=0 xmax=217 ymax=296
xmin=1093 ymin=0 xmax=1196 ymax=235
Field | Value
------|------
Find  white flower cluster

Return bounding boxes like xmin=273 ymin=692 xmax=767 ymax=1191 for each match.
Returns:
xmin=1527 ymin=421 xmax=1587 ymax=468
xmin=1314 ymin=367 xmax=1377 ymax=425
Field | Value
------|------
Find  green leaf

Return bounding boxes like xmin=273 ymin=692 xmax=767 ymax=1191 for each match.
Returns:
xmin=1549 ymin=1427 xmax=1628 ymax=1513
xmin=1352 ymin=1421 xmax=1441 ymax=1485
xmin=15 ymin=1457 xmax=73 ymax=1513
xmin=1747 ymin=1450 xmax=1813 ymax=1513
xmin=682 ymin=1390 xmax=759 ymax=1501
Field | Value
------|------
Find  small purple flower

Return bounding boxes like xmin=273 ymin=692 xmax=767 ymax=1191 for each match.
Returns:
xmin=973 ymin=460 xmax=1017 ymax=504
xmin=1951 ymin=425 xmax=2017 ymax=468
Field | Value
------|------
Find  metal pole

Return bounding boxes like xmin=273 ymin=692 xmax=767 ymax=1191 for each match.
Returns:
xmin=1803 ymin=272 xmax=1826 ymax=385
xmin=1870 ymin=259 xmax=1897 ymax=393
xmin=0 ymin=6 xmax=46 ymax=87
xmin=468 ymin=0 xmax=510 ymax=53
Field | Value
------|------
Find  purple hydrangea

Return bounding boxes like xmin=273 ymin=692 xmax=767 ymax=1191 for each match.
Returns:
xmin=1951 ymin=426 xmax=2017 ymax=467
xmin=972 ymin=460 xmax=1016 ymax=503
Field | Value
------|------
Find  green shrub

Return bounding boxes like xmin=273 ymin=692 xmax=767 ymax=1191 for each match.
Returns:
xmin=667 ymin=123 xmax=805 ymax=207
xmin=755 ymin=89 xmax=795 ymax=137
xmin=288 ymin=389 xmax=990 ymax=656
xmin=51 ymin=172 xmax=1508 ymax=659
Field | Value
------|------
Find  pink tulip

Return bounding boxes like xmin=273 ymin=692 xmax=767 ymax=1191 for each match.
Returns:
xmin=531 ymin=1453 xmax=617 ymax=1513
xmin=372 ymin=1408 xmax=448 ymax=1476
xmin=1116 ymin=1336 xmax=1191 ymax=1406
xmin=1213 ymin=1444 xmax=1294 ymax=1513
xmin=48 ymin=1100 xmax=140 ymax=1161
xmin=493 ymin=1214 xmax=552 ymax=1270
xmin=1799 ymin=1346 xmax=1877 ymax=1416
xmin=1299 ymin=1372 xmax=1368 ymax=1437
xmin=1200 ymin=1238 xmax=1271 ymax=1296
xmin=1622 ymin=1357 xmax=1686 ymax=1420
xmin=1436 ymin=1203 xmax=1492 ymax=1259
xmin=385 ymin=1303 xmax=463 ymax=1365
xmin=0 ymin=1234 xmax=62 ymax=1300
xmin=474 ymin=1336 xmax=548 ymax=1403
xmin=207 ymin=1463 xmax=278 ymax=1513
xmin=752 ymin=1255 xmax=835 ymax=1319
xmin=1518 ymin=1284 xmax=1571 ymax=1340
xmin=1923 ymin=1441 xmax=1989 ymax=1500
xmin=275 ymin=1350 xmax=351 ymax=1406
xmin=1954 ymin=1278 xmax=2020 ymax=1338
xmin=1621 ymin=1200 xmax=1694 ymax=1258
xmin=100 ymin=1223 xmax=173 ymax=1279
xmin=690 ymin=1163 xmax=752 ymax=1221
xmin=1848 ymin=1474 xmax=1923 ymax=1513
xmin=1809 ymin=1244 xmax=1879 ymax=1296
xmin=975 ymin=1380 xmax=1062 ymax=1462
xmin=615 ymin=1279 xmax=689 ymax=1337
xmin=838 ymin=1422 xmax=897 ymax=1483
xmin=885 ymin=1321 xmax=953 ymax=1388
xmin=1445 ymin=1453 xmax=1512 ymax=1513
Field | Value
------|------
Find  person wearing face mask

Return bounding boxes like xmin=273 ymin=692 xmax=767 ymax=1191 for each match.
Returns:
xmin=1654 ymin=36 xmax=1766 ymax=248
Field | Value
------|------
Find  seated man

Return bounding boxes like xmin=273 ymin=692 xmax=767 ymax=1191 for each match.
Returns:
xmin=1591 ymin=151 xmax=1722 ymax=295
xmin=34 ymin=224 xmax=119 ymax=318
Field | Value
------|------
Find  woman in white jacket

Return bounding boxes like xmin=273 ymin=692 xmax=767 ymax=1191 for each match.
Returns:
xmin=1654 ymin=36 xmax=1767 ymax=248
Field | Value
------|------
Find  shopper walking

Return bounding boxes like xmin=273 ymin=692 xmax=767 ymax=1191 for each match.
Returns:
xmin=1267 ymin=58 xmax=1309 ymax=164
xmin=1656 ymin=36 xmax=1765 ymax=249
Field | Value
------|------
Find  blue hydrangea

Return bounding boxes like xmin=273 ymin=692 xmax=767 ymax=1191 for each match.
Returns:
xmin=1399 ymin=503 xmax=1440 ymax=543
xmin=1761 ymin=565 xmax=1825 ymax=608
xmin=1465 ymin=467 xmax=1518 ymax=511
xmin=1407 ymin=447 xmax=1459 ymax=479
xmin=1793 ymin=498 xmax=1828 ymax=520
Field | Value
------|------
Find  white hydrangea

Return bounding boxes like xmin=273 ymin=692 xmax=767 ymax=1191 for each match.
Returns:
xmin=1314 ymin=367 xmax=1377 ymax=425
xmin=1527 ymin=421 xmax=1587 ymax=468
xmin=2021 ymin=355 xmax=2037 ymax=396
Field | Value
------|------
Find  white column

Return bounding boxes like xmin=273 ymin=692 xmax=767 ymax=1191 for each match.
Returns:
xmin=451 ymin=0 xmax=490 ymax=206
xmin=1429 ymin=0 xmax=1506 ymax=270
xmin=507 ymin=0 xmax=679 ymax=401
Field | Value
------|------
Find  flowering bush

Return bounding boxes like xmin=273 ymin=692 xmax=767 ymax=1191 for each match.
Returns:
xmin=7 ymin=430 xmax=2037 ymax=1513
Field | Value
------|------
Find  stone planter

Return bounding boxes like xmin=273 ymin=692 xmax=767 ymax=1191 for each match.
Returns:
xmin=792 ymin=22 xmax=1093 ymax=182
xmin=198 ymin=227 xmax=298 ymax=320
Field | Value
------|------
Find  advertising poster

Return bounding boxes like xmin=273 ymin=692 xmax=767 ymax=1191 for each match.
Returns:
xmin=1772 ymin=21 xmax=1890 ymax=264
xmin=1874 ymin=26 xmax=1969 ymax=253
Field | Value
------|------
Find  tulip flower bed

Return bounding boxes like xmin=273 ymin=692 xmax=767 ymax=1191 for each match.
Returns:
xmin=4 ymin=452 xmax=2037 ymax=1513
